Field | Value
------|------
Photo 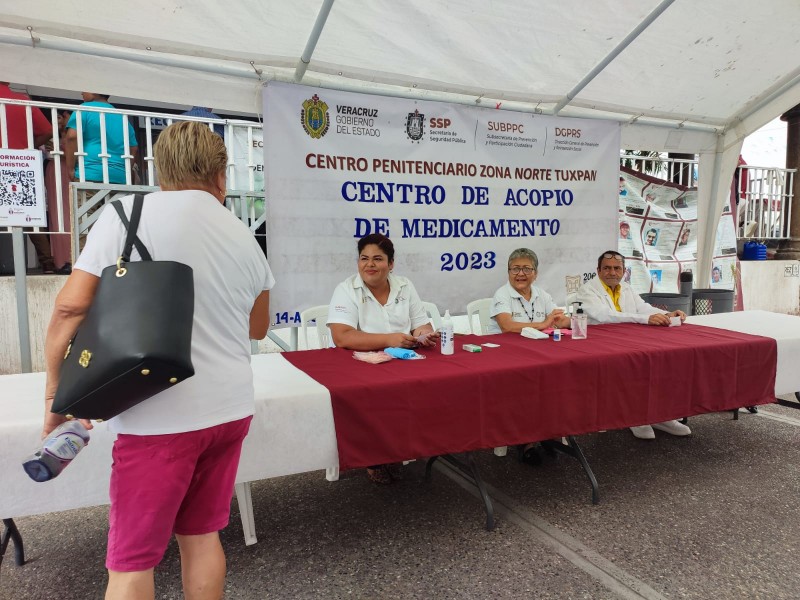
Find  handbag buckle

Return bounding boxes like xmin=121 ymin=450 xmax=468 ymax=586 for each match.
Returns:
xmin=78 ymin=350 xmax=92 ymax=368
xmin=116 ymin=256 xmax=127 ymax=278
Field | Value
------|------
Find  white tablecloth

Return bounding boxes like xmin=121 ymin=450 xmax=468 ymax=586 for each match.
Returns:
xmin=687 ymin=310 xmax=800 ymax=395
xmin=0 ymin=354 xmax=338 ymax=520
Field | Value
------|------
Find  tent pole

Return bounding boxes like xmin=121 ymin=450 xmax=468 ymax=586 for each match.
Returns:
xmin=294 ymin=0 xmax=336 ymax=82
xmin=552 ymin=0 xmax=675 ymax=115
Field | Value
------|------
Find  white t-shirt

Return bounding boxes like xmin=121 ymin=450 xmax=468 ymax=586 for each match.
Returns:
xmin=74 ymin=191 xmax=274 ymax=435
xmin=488 ymin=282 xmax=556 ymax=334
xmin=327 ymin=273 xmax=429 ymax=338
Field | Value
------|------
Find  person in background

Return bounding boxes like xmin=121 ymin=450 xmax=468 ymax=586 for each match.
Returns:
xmin=0 ymin=81 xmax=51 ymax=148
xmin=489 ymin=247 xmax=570 ymax=465
xmin=0 ymin=82 xmax=57 ymax=273
xmin=328 ymin=233 xmax=439 ymax=484
xmin=65 ymin=93 xmax=138 ymax=184
xmin=181 ymin=106 xmax=225 ymax=138
xmin=42 ymin=121 xmax=273 ymax=599
xmin=576 ymin=250 xmax=690 ymax=440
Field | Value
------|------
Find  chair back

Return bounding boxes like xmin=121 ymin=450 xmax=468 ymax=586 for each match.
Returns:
xmin=299 ymin=305 xmax=331 ymax=349
xmin=466 ymin=298 xmax=493 ymax=335
xmin=421 ymin=301 xmax=442 ymax=331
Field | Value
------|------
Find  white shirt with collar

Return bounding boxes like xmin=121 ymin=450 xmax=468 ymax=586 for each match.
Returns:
xmin=576 ymin=276 xmax=664 ymax=325
xmin=327 ymin=273 xmax=429 ymax=338
xmin=488 ymin=282 xmax=557 ymax=334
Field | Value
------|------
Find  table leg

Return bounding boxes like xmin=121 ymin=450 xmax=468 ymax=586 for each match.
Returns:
xmin=546 ymin=437 xmax=600 ymax=505
xmin=234 ymin=482 xmax=258 ymax=546
xmin=776 ymin=393 xmax=800 ymax=410
xmin=1 ymin=518 xmax=25 ymax=567
xmin=434 ymin=453 xmax=495 ymax=531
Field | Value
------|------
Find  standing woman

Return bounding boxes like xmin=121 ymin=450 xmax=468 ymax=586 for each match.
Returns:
xmin=42 ymin=121 xmax=274 ymax=600
xmin=328 ymin=233 xmax=438 ymax=482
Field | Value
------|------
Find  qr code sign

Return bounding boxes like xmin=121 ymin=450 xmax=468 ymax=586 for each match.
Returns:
xmin=1 ymin=169 xmax=36 ymax=207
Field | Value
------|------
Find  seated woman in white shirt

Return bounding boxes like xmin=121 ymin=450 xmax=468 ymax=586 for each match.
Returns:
xmin=328 ymin=233 xmax=439 ymax=483
xmin=489 ymin=247 xmax=571 ymax=465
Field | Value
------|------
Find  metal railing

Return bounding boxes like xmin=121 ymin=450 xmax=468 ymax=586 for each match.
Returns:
xmin=737 ymin=165 xmax=795 ymax=239
xmin=1 ymin=98 xmax=265 ymax=264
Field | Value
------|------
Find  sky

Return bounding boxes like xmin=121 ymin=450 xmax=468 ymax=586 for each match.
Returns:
xmin=740 ymin=118 xmax=787 ymax=168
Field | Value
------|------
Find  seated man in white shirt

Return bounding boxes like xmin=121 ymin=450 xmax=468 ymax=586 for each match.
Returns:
xmin=576 ymin=250 xmax=691 ymax=440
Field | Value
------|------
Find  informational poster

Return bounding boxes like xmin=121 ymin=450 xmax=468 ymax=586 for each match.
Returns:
xmin=618 ymin=166 xmax=737 ymax=293
xmin=264 ymin=82 xmax=621 ymax=325
xmin=0 ymin=149 xmax=46 ymax=227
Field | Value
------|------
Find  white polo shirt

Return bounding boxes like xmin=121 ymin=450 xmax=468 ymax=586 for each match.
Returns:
xmin=74 ymin=190 xmax=274 ymax=435
xmin=327 ymin=273 xmax=429 ymax=338
xmin=488 ymin=282 xmax=557 ymax=334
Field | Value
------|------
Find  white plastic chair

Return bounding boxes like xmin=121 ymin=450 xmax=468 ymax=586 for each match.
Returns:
xmin=422 ymin=301 xmax=442 ymax=331
xmin=299 ymin=305 xmax=331 ymax=350
xmin=466 ymin=298 xmax=493 ymax=335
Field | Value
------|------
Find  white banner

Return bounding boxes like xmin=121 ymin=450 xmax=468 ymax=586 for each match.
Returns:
xmin=0 ymin=149 xmax=46 ymax=227
xmin=264 ymin=82 xmax=620 ymax=326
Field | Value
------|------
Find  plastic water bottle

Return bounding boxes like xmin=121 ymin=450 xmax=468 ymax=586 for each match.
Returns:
xmin=440 ymin=309 xmax=454 ymax=355
xmin=22 ymin=420 xmax=90 ymax=482
xmin=571 ymin=303 xmax=588 ymax=340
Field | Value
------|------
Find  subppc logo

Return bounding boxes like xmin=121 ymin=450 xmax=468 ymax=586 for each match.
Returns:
xmin=405 ymin=109 xmax=425 ymax=142
xmin=301 ymin=94 xmax=330 ymax=139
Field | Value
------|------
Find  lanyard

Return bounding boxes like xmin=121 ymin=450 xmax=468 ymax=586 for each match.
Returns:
xmin=517 ymin=297 xmax=535 ymax=322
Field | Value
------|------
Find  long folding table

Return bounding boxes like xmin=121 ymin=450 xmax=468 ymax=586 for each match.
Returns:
xmin=2 ymin=310 xmax=798 ymax=560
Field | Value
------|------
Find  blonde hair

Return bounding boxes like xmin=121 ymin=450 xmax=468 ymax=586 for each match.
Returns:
xmin=154 ymin=121 xmax=227 ymax=188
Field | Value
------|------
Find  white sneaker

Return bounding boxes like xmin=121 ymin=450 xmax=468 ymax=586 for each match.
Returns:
xmin=652 ymin=420 xmax=692 ymax=436
xmin=630 ymin=425 xmax=655 ymax=439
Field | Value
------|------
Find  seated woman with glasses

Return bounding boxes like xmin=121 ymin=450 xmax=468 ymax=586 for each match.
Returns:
xmin=328 ymin=233 xmax=439 ymax=484
xmin=488 ymin=248 xmax=570 ymax=335
xmin=488 ymin=248 xmax=571 ymax=466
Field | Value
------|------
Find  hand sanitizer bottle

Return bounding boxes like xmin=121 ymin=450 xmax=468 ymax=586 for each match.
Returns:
xmin=440 ymin=309 xmax=454 ymax=355
xmin=571 ymin=303 xmax=588 ymax=340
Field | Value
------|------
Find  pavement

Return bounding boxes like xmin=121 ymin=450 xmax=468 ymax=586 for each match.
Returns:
xmin=2 ymin=397 xmax=799 ymax=599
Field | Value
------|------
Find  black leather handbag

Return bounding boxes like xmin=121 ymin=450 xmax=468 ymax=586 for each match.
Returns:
xmin=52 ymin=194 xmax=195 ymax=420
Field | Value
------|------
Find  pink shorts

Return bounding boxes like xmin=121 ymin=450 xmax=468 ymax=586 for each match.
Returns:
xmin=106 ymin=416 xmax=252 ymax=572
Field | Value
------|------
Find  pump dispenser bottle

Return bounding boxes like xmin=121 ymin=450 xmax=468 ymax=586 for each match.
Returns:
xmin=571 ymin=303 xmax=588 ymax=340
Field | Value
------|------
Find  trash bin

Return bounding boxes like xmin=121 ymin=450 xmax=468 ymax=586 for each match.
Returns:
xmin=640 ymin=293 xmax=691 ymax=314
xmin=691 ymin=288 xmax=734 ymax=315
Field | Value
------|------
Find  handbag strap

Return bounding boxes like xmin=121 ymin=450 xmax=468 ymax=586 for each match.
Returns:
xmin=112 ymin=194 xmax=153 ymax=262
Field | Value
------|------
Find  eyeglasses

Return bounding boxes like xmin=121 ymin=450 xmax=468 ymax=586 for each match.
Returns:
xmin=509 ymin=266 xmax=535 ymax=274
xmin=601 ymin=252 xmax=623 ymax=260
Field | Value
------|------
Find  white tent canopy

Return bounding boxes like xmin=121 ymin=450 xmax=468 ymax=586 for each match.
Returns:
xmin=2 ymin=0 xmax=799 ymax=281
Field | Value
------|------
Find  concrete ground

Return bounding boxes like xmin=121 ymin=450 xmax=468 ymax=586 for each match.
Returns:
xmin=2 ymin=397 xmax=799 ymax=599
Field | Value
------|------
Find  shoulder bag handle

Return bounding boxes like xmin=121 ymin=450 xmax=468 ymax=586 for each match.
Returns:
xmin=111 ymin=194 xmax=153 ymax=263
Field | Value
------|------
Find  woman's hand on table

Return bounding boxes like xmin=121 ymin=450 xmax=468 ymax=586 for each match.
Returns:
xmin=387 ymin=332 xmax=417 ymax=348
xmin=417 ymin=330 xmax=440 ymax=347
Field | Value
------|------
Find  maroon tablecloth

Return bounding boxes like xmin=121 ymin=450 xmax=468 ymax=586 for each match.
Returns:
xmin=283 ymin=323 xmax=777 ymax=470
